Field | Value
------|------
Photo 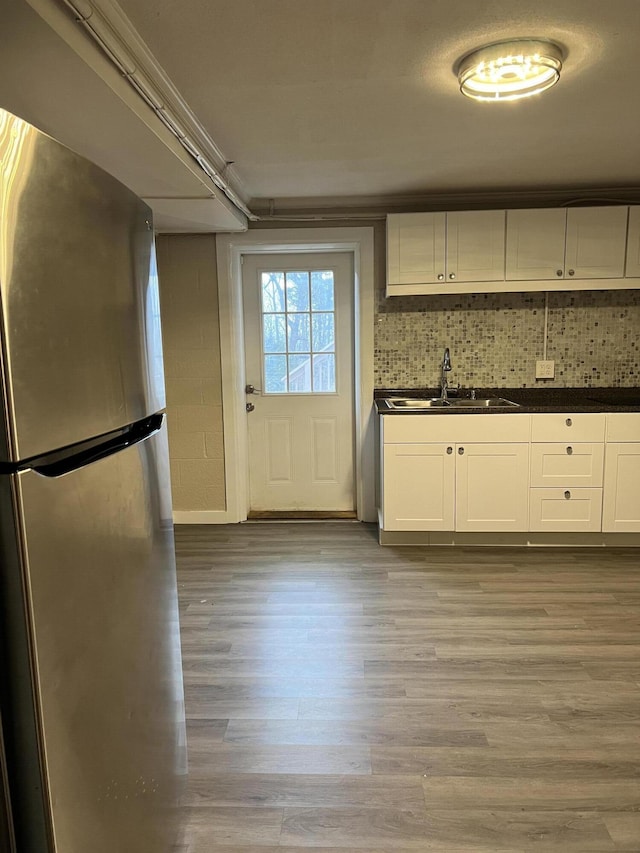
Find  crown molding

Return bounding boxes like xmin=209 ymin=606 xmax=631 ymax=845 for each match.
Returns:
xmin=250 ymin=186 xmax=640 ymax=218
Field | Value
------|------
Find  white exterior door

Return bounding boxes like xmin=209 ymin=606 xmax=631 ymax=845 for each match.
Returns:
xmin=242 ymin=253 xmax=355 ymax=513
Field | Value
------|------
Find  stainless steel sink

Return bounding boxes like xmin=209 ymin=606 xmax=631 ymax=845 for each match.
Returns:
xmin=447 ymin=397 xmax=519 ymax=408
xmin=385 ymin=397 xmax=450 ymax=409
xmin=384 ymin=396 xmax=519 ymax=410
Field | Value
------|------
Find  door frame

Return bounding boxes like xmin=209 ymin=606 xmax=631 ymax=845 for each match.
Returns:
xmin=216 ymin=227 xmax=376 ymax=523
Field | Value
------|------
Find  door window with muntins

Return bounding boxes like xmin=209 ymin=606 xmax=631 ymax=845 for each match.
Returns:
xmin=261 ymin=270 xmax=336 ymax=393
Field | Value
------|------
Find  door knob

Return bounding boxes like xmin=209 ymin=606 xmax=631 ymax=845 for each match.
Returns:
xmin=245 ymin=384 xmax=262 ymax=395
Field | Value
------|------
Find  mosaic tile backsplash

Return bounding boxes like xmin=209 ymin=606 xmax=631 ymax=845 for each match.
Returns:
xmin=375 ymin=289 xmax=640 ymax=389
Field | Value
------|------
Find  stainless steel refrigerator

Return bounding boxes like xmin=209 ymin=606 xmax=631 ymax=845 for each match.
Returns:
xmin=0 ymin=109 xmax=187 ymax=851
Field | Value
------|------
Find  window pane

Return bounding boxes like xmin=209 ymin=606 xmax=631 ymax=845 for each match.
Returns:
xmin=287 ymin=313 xmax=310 ymax=352
xmin=288 ymin=354 xmax=311 ymax=392
xmin=264 ymin=354 xmax=287 ymax=393
xmin=263 ymin=313 xmax=286 ymax=353
xmin=311 ymin=271 xmax=334 ymax=310
xmin=286 ymin=272 xmax=310 ymax=311
xmin=312 ymin=312 xmax=335 ymax=352
xmin=261 ymin=272 xmax=285 ymax=313
xmin=312 ymin=354 xmax=336 ymax=392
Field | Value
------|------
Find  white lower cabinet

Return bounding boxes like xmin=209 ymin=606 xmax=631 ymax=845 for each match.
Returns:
xmin=530 ymin=443 xmax=604 ymax=488
xmin=529 ymin=414 xmax=605 ymax=533
xmin=529 ymin=487 xmax=603 ymax=532
xmin=380 ymin=410 xmax=640 ymax=539
xmin=380 ymin=415 xmax=530 ymax=533
xmin=382 ymin=443 xmax=454 ymax=531
xmin=455 ymin=443 xmax=530 ymax=531
xmin=602 ymin=444 xmax=640 ymax=531
xmin=602 ymin=416 xmax=640 ymax=532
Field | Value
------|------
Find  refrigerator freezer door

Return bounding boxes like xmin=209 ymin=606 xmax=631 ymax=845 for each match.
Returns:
xmin=0 ymin=109 xmax=165 ymax=463
xmin=11 ymin=421 xmax=186 ymax=852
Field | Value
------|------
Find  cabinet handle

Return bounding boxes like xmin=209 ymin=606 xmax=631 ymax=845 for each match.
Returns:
xmin=437 ymin=273 xmax=445 ymax=281
xmin=566 ymin=446 xmax=573 ymax=455
xmin=556 ymin=269 xmax=563 ymax=277
xmin=568 ymin=269 xmax=575 ymax=276
xmin=566 ymin=418 xmax=572 ymax=427
xmin=458 ymin=447 xmax=464 ymax=455
xmin=449 ymin=273 xmax=456 ymax=280
xmin=447 ymin=446 xmax=453 ymax=454
xmin=564 ymin=490 xmax=571 ymax=499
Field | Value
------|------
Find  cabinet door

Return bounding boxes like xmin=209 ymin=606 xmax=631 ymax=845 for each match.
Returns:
xmin=382 ymin=444 xmax=454 ymax=531
xmin=445 ymin=210 xmax=506 ymax=283
xmin=387 ymin=213 xmax=446 ymax=285
xmin=564 ymin=206 xmax=628 ymax=280
xmin=505 ymin=208 xmax=567 ymax=281
xmin=602 ymin=443 xmax=640 ymax=532
xmin=625 ymin=206 xmax=640 ymax=278
xmin=455 ymin=443 xmax=529 ymax=532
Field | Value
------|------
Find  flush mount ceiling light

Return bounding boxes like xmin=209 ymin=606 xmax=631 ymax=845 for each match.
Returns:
xmin=457 ymin=39 xmax=563 ymax=102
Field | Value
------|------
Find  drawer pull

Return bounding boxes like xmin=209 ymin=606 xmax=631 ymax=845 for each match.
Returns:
xmin=447 ymin=446 xmax=453 ymax=454
xmin=566 ymin=418 xmax=572 ymax=427
xmin=458 ymin=447 xmax=465 ymax=455
xmin=564 ymin=490 xmax=571 ymax=499
xmin=566 ymin=446 xmax=573 ymax=455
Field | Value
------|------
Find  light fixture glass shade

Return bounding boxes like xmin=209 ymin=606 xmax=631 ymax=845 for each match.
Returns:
xmin=457 ymin=39 xmax=563 ymax=102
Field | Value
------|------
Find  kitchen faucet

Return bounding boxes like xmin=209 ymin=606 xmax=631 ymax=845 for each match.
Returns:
xmin=440 ymin=347 xmax=452 ymax=400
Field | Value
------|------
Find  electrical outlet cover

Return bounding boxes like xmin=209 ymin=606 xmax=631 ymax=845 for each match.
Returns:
xmin=536 ymin=360 xmax=555 ymax=379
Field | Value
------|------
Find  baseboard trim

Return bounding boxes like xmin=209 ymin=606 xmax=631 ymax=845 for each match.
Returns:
xmin=173 ymin=510 xmax=232 ymax=525
xmin=378 ymin=529 xmax=640 ymax=547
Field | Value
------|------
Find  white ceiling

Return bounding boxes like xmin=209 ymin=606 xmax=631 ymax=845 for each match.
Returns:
xmin=2 ymin=0 xmax=640 ymax=223
xmin=112 ymin=0 xmax=640 ymax=211
xmin=0 ymin=0 xmax=247 ymax=231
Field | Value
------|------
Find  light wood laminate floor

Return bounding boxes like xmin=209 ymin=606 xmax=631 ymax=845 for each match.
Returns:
xmin=173 ymin=522 xmax=640 ymax=853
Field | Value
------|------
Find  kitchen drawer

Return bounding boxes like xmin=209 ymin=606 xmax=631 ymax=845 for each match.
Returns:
xmin=529 ymin=487 xmax=603 ymax=532
xmin=531 ymin=413 xmax=605 ymax=443
xmin=606 ymin=413 xmax=640 ymax=442
xmin=530 ymin=443 xmax=604 ymax=487
xmin=381 ymin=413 xmax=530 ymax=444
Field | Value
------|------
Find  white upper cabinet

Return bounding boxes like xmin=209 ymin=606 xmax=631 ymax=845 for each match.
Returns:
xmin=625 ymin=206 xmax=640 ymax=277
xmin=387 ymin=210 xmax=505 ymax=292
xmin=387 ymin=212 xmax=446 ymax=285
xmin=388 ymin=205 xmax=639 ymax=295
xmin=564 ymin=206 xmax=628 ymax=279
xmin=445 ymin=210 xmax=506 ymax=283
xmin=506 ymin=206 xmax=628 ymax=282
xmin=505 ymin=208 xmax=567 ymax=281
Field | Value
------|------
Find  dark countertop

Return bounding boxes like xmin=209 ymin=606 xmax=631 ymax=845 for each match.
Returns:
xmin=375 ymin=387 xmax=640 ymax=414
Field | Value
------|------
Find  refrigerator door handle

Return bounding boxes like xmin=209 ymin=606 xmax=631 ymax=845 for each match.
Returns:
xmin=30 ymin=414 xmax=164 ymax=478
